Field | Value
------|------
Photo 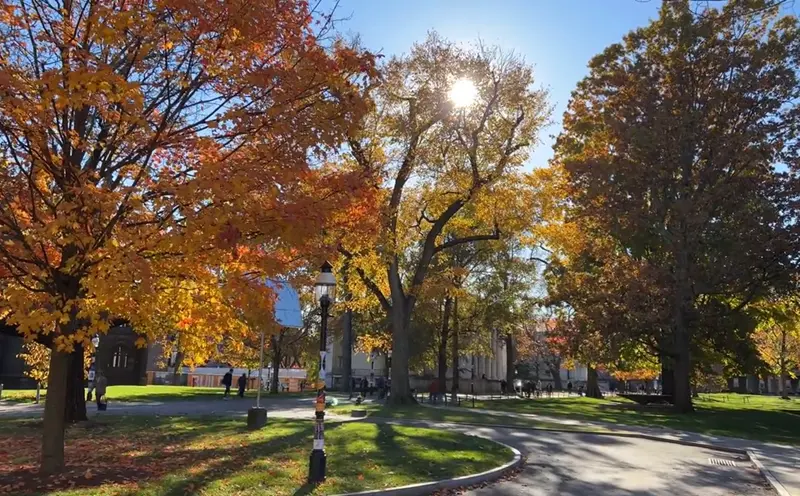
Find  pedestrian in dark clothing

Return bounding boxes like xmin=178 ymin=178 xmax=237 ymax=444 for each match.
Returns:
xmin=237 ymin=373 xmax=247 ymax=398
xmin=376 ymin=376 xmax=385 ymax=399
xmin=95 ymin=372 xmax=108 ymax=411
xmin=567 ymin=381 xmax=573 ymax=396
xmin=360 ymin=377 xmax=368 ymax=398
xmin=222 ymin=368 xmax=233 ymax=399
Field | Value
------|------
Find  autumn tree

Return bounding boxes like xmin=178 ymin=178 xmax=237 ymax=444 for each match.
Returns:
xmin=0 ymin=0 xmax=375 ymax=472
xmin=551 ymin=0 xmax=800 ymax=412
xmin=340 ymin=33 xmax=549 ymax=403
xmin=752 ymin=297 xmax=800 ymax=399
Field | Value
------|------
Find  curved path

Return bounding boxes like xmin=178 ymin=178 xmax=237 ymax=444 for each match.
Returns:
xmin=368 ymin=419 xmax=772 ymax=496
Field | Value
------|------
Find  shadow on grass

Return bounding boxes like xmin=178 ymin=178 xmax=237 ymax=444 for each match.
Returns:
xmin=473 ymin=396 xmax=800 ymax=445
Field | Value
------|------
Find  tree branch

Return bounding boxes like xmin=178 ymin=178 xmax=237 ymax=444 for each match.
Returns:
xmin=433 ymin=227 xmax=501 ymax=255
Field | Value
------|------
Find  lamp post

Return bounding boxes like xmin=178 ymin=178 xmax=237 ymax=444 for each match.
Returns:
xmin=309 ymin=261 xmax=336 ymax=484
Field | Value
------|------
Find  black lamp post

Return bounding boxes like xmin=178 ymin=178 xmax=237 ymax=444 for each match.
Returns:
xmin=309 ymin=261 xmax=336 ymax=484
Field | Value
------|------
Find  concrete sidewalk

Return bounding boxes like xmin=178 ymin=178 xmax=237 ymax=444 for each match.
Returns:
xmin=0 ymin=393 xmax=370 ymax=420
xmin=423 ymin=403 xmax=800 ymax=495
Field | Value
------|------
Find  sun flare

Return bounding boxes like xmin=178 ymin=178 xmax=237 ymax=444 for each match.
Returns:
xmin=448 ymin=78 xmax=478 ymax=108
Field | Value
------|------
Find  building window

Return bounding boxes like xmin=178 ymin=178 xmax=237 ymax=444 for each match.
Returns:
xmin=112 ymin=346 xmax=130 ymax=368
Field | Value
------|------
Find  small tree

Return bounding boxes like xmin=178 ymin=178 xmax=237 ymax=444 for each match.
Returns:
xmin=753 ymin=298 xmax=800 ymax=399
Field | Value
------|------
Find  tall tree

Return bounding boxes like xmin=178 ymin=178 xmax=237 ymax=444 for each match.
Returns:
xmin=552 ymin=0 xmax=800 ymax=412
xmin=341 ymin=34 xmax=549 ymax=403
xmin=0 ymin=0 xmax=375 ymax=472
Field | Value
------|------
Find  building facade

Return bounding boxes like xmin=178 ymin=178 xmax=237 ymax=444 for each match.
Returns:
xmin=324 ymin=329 xmax=508 ymax=394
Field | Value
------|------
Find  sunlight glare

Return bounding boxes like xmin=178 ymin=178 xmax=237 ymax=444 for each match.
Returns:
xmin=448 ymin=78 xmax=478 ymax=108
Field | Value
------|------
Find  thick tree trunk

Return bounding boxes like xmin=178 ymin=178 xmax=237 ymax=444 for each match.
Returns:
xmin=671 ymin=237 xmax=694 ymax=413
xmin=505 ymin=333 xmax=515 ymax=388
xmin=41 ymin=349 xmax=70 ymax=474
xmin=342 ymin=308 xmax=353 ymax=396
xmin=585 ymin=366 xmax=603 ymax=399
xmin=386 ymin=255 xmax=417 ymax=405
xmin=388 ymin=304 xmax=415 ymax=404
xmin=438 ymin=297 xmax=452 ymax=392
xmin=451 ymin=297 xmax=460 ymax=401
xmin=673 ymin=330 xmax=693 ymax=413
xmin=269 ymin=335 xmax=280 ymax=394
xmin=661 ymin=354 xmax=675 ymax=400
xmin=548 ymin=358 xmax=563 ymax=390
xmin=65 ymin=345 xmax=87 ymax=423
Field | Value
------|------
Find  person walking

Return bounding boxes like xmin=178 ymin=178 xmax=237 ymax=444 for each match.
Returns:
xmin=360 ymin=377 xmax=368 ymax=398
xmin=237 ymin=373 xmax=247 ymax=398
xmin=95 ymin=371 xmax=108 ymax=411
xmin=86 ymin=363 xmax=96 ymax=402
xmin=567 ymin=381 xmax=573 ymax=396
xmin=222 ymin=368 xmax=233 ymax=399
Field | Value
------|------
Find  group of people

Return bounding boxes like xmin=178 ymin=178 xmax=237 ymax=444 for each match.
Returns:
xmin=221 ymin=368 xmax=248 ymax=399
xmin=349 ymin=375 xmax=390 ymax=399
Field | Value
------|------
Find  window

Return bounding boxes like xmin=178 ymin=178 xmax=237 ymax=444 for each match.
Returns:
xmin=112 ymin=346 xmax=130 ymax=368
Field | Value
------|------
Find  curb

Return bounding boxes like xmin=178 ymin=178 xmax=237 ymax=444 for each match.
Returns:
xmin=748 ymin=450 xmax=792 ymax=496
xmin=331 ymin=439 xmax=523 ymax=496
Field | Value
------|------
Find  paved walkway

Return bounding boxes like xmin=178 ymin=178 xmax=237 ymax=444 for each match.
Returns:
xmin=0 ymin=394 xmax=366 ymax=420
xmin=423 ymin=403 xmax=800 ymax=495
xmin=371 ymin=418 xmax=770 ymax=496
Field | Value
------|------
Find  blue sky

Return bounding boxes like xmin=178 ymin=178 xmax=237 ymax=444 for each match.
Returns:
xmin=332 ymin=0 xmax=663 ymax=168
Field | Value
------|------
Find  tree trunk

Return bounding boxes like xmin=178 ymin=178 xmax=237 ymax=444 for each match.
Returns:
xmin=661 ymin=354 xmax=675 ymax=400
xmin=505 ymin=333 xmax=515 ymax=388
xmin=41 ymin=349 xmax=70 ymax=474
xmin=170 ymin=351 xmax=184 ymax=385
xmin=269 ymin=335 xmax=280 ymax=394
xmin=548 ymin=358 xmax=563 ymax=390
xmin=585 ymin=366 xmax=603 ymax=399
xmin=342 ymin=308 xmax=353 ymax=395
xmin=387 ymin=302 xmax=416 ymax=404
xmin=671 ymin=240 xmax=694 ymax=413
xmin=781 ymin=371 xmax=789 ymax=400
xmin=438 ymin=297 xmax=452 ymax=392
xmin=65 ymin=345 xmax=87 ymax=423
xmin=673 ymin=330 xmax=693 ymax=412
xmin=451 ymin=297 xmax=460 ymax=402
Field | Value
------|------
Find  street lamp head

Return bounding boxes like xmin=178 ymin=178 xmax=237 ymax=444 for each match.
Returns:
xmin=91 ymin=335 xmax=100 ymax=348
xmin=314 ymin=261 xmax=336 ymax=304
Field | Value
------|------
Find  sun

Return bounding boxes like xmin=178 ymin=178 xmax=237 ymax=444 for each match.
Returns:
xmin=448 ymin=78 xmax=478 ymax=108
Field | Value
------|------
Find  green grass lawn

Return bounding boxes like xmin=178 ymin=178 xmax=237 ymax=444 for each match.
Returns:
xmin=470 ymin=393 xmax=800 ymax=445
xmin=0 ymin=385 xmax=314 ymax=404
xmin=0 ymin=415 xmax=512 ymax=496
xmin=330 ymin=402 xmax=606 ymax=433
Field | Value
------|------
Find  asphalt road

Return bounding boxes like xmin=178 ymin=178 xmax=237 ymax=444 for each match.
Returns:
xmin=452 ymin=426 xmax=773 ymax=496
